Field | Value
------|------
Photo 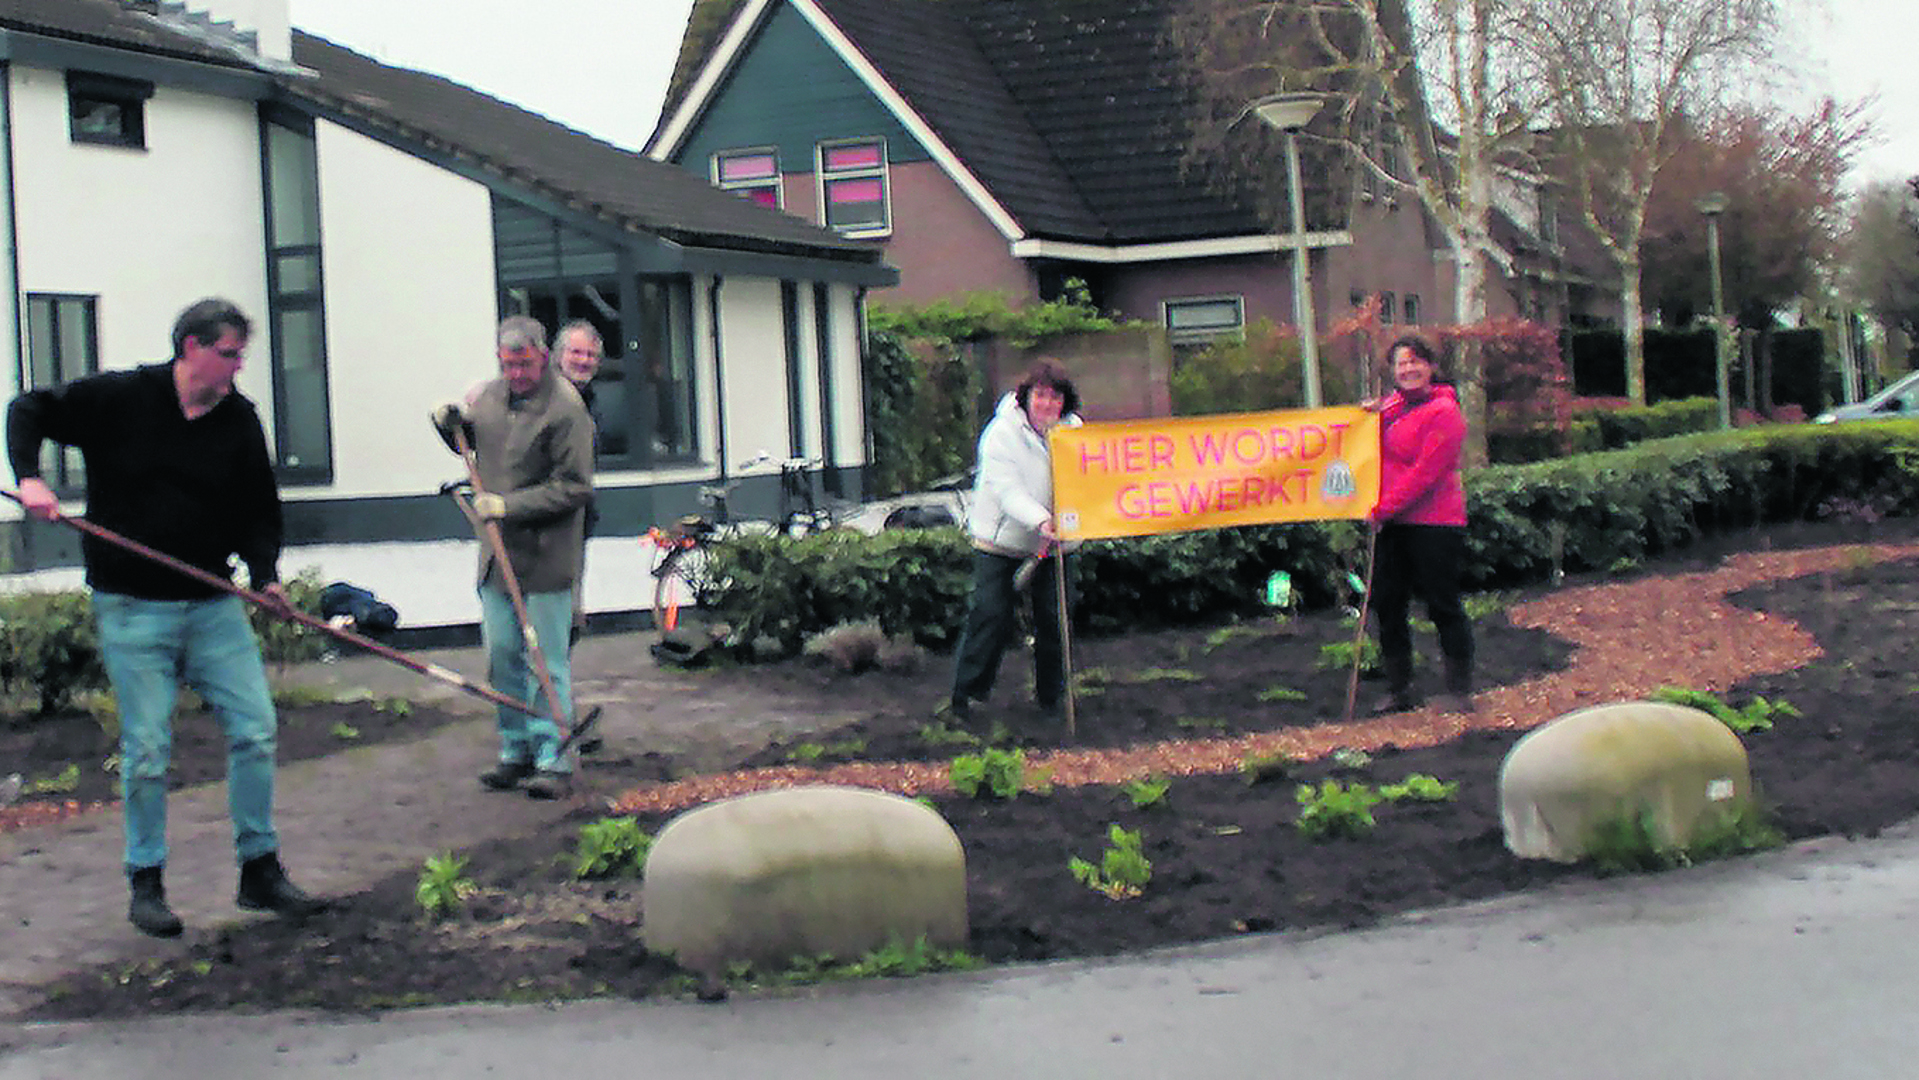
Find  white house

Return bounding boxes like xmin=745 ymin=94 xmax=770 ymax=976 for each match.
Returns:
xmin=0 ymin=0 xmax=895 ymax=589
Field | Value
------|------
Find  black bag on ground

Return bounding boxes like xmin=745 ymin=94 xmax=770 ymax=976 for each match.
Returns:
xmin=319 ymin=581 xmax=400 ymax=636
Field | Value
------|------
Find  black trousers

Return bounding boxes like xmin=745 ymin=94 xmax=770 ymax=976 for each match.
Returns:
xmin=951 ymin=550 xmax=1065 ymax=707
xmin=1371 ymin=523 xmax=1474 ymax=695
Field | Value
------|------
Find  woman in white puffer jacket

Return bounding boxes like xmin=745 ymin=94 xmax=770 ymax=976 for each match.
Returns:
xmin=944 ymin=360 xmax=1082 ymax=724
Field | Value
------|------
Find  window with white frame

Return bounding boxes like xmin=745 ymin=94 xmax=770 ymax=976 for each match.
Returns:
xmin=817 ymin=138 xmax=889 ymax=236
xmin=1403 ymin=294 xmax=1420 ymax=325
xmin=1164 ymin=296 xmax=1244 ymax=357
xmin=712 ymin=148 xmax=782 ymax=209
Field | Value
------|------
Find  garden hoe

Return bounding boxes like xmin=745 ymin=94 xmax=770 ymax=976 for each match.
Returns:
xmin=1341 ymin=527 xmax=1380 ymax=725
xmin=0 ymin=487 xmax=542 ymax=718
xmin=442 ymin=425 xmax=577 ymax=762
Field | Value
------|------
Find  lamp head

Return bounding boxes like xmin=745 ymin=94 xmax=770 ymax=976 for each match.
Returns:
xmin=1695 ymin=191 xmax=1729 ymax=217
xmin=1252 ymin=92 xmax=1324 ymax=133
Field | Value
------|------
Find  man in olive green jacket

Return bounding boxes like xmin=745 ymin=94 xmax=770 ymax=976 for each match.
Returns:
xmin=432 ymin=315 xmax=594 ymax=799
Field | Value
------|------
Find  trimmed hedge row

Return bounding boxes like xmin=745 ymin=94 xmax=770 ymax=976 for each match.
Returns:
xmin=703 ymin=420 xmax=1919 ymax=653
xmin=0 ymin=570 xmax=329 ymax=716
xmin=1489 ymin=396 xmax=1722 ymax=464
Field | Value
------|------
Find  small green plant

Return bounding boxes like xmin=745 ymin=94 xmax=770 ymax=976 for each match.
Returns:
xmin=949 ymin=747 xmax=1036 ymax=800
xmin=1123 ymin=775 xmax=1171 ymax=808
xmin=1608 ymin=556 xmax=1642 ymax=575
xmin=329 ymin=721 xmax=361 ymax=742
xmin=1584 ymin=801 xmax=1784 ymax=875
xmin=1240 ymin=751 xmax=1296 ymax=786
xmin=374 ymin=697 xmax=413 ymax=717
xmin=1205 ymin=624 xmax=1272 ymax=650
xmin=1294 ymin=779 xmax=1385 ymax=839
xmin=1315 ymin=639 xmax=1380 ymax=672
xmin=1175 ymin=715 xmax=1228 ymax=731
xmin=572 ymin=816 xmax=654 ymax=879
xmin=415 ymin=852 xmax=477 ymax=918
xmin=841 ymin=935 xmax=983 ymax=979
xmin=1330 ymin=746 xmax=1373 ymax=771
xmin=1131 ymin=667 xmax=1201 ymax=683
xmin=1463 ymin=592 xmax=1514 ymax=620
xmin=271 ymin=683 xmax=339 ymax=708
xmin=1257 ymin=686 xmax=1308 ymax=703
xmin=784 ymin=737 xmax=869 ymax=763
xmin=1650 ymin=686 xmax=1800 ymax=734
xmin=1380 ymin=773 xmax=1459 ymax=802
xmin=765 ymin=936 xmax=982 ymax=987
xmin=23 ymin=763 xmax=80 ymax=796
xmin=1069 ymin=824 xmax=1152 ymax=899
xmin=918 ymin=721 xmax=983 ymax=750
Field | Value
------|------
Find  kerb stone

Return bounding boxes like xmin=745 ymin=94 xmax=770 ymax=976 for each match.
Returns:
xmin=1500 ymin=701 xmax=1752 ymax=862
xmin=642 ymin=785 xmax=967 ymax=975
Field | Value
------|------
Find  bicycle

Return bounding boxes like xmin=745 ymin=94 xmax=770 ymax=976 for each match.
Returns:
xmin=648 ymin=455 xmax=865 ymax=641
xmin=646 ymin=473 xmax=746 ymax=641
xmin=774 ymin=456 xmax=861 ymax=537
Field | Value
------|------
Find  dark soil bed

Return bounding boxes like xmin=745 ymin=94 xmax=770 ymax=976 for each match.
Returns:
xmin=0 ymin=692 xmax=472 ymax=826
xmin=18 ymin=519 xmax=1919 ymax=1020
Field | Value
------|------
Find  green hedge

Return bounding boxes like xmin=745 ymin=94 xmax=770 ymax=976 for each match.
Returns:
xmin=1490 ymin=396 xmax=1725 ymax=464
xmin=700 ymin=420 xmax=1919 ymax=653
xmin=0 ymin=569 xmax=329 ymax=716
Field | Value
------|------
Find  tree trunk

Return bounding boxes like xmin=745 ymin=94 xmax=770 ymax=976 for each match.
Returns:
xmin=1620 ymin=262 xmax=1646 ymax=406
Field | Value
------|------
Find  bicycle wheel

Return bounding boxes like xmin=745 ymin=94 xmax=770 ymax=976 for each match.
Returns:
xmin=651 ymin=544 xmax=713 ymax=639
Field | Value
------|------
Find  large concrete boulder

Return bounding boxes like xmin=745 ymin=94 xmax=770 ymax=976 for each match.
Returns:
xmin=642 ymin=785 xmax=967 ymax=977
xmin=1500 ymin=701 xmax=1752 ymax=863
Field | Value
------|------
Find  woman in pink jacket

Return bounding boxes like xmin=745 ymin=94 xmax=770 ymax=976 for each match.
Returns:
xmin=1368 ymin=334 xmax=1475 ymax=714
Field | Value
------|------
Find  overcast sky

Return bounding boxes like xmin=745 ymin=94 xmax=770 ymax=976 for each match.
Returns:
xmin=288 ymin=0 xmax=1918 ymax=187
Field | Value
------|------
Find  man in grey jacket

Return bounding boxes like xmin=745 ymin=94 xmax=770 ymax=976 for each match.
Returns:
xmin=433 ymin=315 xmax=594 ymax=799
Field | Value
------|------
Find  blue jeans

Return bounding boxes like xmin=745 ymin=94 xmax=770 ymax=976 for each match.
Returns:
xmin=92 ymin=592 xmax=279 ymax=872
xmin=479 ymin=584 xmax=574 ymax=773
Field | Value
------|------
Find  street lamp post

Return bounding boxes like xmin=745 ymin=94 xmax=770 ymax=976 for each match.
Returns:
xmin=1253 ymin=92 xmax=1326 ymax=408
xmin=1696 ymin=191 xmax=1731 ymax=430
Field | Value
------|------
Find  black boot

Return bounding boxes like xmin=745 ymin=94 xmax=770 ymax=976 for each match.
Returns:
xmin=1440 ymin=652 xmax=1477 ymax=714
xmin=237 ymin=853 xmax=325 ymax=917
xmin=128 ymin=865 xmax=183 ymax=938
xmin=1369 ymin=651 xmax=1420 ymax=715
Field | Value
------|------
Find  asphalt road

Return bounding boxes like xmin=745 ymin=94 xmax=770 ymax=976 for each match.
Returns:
xmin=6 ymin=816 xmax=1917 ymax=1079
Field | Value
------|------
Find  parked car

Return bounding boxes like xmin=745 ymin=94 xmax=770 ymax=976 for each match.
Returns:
xmin=842 ymin=469 xmax=973 ymax=535
xmin=1814 ymin=369 xmax=1919 ymax=424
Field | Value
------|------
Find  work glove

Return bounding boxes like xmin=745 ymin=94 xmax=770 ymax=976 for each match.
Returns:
xmin=472 ymin=493 xmax=507 ymax=520
xmin=430 ymin=402 xmax=473 ymax=454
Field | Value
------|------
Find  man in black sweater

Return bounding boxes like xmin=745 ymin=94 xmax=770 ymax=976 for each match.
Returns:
xmin=7 ymin=297 xmax=323 ymax=937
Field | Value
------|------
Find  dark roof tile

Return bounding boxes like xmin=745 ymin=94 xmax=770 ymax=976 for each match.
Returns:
xmin=287 ymin=33 xmax=881 ymax=261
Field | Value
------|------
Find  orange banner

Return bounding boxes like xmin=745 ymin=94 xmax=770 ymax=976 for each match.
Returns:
xmin=1051 ymin=406 xmax=1379 ymax=541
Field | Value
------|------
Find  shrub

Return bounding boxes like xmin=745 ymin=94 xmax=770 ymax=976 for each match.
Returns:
xmin=690 ymin=422 xmax=1919 ymax=660
xmin=0 ymin=590 xmax=106 ymax=714
xmin=250 ymin=567 xmax=329 ymax=668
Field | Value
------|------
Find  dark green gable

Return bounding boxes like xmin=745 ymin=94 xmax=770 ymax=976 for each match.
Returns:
xmin=674 ymin=1 xmax=929 ymax=176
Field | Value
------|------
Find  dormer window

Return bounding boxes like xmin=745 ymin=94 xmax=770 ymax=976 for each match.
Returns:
xmin=817 ymin=138 xmax=889 ymax=236
xmin=712 ymin=148 xmax=782 ymax=208
xmin=67 ymin=71 xmax=152 ymax=149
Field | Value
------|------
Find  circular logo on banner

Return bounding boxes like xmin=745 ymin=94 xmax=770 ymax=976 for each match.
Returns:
xmin=1320 ymin=461 xmax=1357 ymax=501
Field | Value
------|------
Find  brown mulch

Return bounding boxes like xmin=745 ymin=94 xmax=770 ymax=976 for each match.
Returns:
xmin=607 ymin=541 xmax=1904 ymax=815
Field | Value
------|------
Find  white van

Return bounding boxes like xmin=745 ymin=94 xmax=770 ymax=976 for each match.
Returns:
xmin=1814 ymin=369 xmax=1919 ymax=423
